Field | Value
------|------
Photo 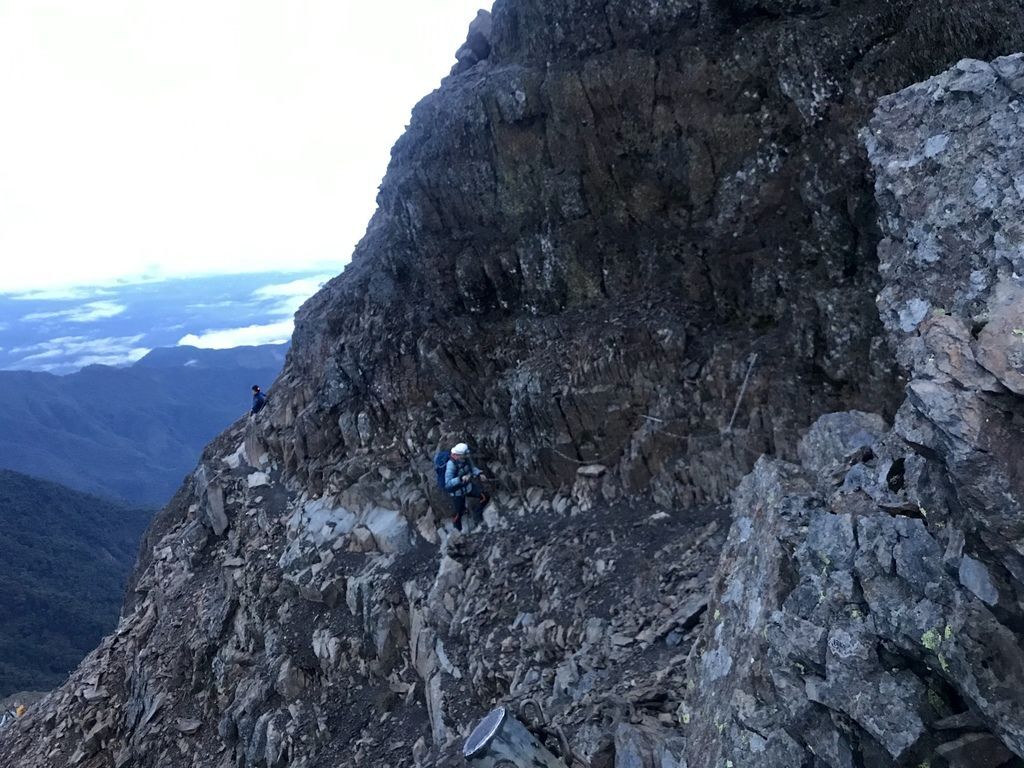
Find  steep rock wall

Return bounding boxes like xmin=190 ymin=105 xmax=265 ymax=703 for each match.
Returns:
xmin=269 ymin=0 xmax=1024 ymax=508
xmin=681 ymin=54 xmax=1024 ymax=768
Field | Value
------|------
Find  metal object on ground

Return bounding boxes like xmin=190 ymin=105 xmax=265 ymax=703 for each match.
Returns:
xmin=463 ymin=707 xmax=567 ymax=767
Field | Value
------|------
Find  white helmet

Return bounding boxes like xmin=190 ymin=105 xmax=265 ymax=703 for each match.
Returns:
xmin=451 ymin=442 xmax=470 ymax=456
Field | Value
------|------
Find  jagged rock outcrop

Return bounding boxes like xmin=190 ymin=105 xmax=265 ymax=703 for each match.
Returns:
xmin=679 ymin=54 xmax=1024 ymax=767
xmin=451 ymin=10 xmax=493 ymax=75
xmin=4 ymin=3 xmax=1024 ymax=768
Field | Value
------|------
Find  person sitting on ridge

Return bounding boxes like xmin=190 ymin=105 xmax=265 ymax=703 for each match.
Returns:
xmin=251 ymin=385 xmax=268 ymax=416
xmin=444 ymin=442 xmax=489 ymax=531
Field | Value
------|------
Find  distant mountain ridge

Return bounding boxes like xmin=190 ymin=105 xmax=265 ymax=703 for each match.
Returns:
xmin=0 ymin=469 xmax=150 ymax=698
xmin=0 ymin=344 xmax=285 ymax=505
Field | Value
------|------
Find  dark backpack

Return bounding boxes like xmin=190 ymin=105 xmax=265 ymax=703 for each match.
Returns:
xmin=433 ymin=452 xmax=449 ymax=491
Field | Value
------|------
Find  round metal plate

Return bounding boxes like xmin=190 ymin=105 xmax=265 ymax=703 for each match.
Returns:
xmin=463 ymin=706 xmax=507 ymax=758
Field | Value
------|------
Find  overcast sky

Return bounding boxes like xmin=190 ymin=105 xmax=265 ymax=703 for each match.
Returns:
xmin=0 ymin=0 xmax=490 ymax=294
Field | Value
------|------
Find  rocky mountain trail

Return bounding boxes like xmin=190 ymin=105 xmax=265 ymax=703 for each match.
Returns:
xmin=5 ymin=2 xmax=1024 ymax=767
xmin=0 ymin=413 xmax=728 ymax=768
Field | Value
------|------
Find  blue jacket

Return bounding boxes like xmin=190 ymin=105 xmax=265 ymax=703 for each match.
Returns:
xmin=445 ymin=456 xmax=481 ymax=496
xmin=251 ymin=391 xmax=268 ymax=414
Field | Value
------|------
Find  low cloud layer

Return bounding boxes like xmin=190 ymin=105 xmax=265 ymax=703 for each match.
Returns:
xmin=7 ymin=335 xmax=150 ymax=371
xmin=22 ymin=301 xmax=127 ymax=324
xmin=178 ymin=321 xmax=294 ymax=350
xmin=0 ymin=270 xmax=332 ymax=373
xmin=252 ymin=275 xmax=333 ymax=316
xmin=5 ymin=285 xmax=116 ymax=302
xmin=177 ymin=273 xmax=332 ymax=350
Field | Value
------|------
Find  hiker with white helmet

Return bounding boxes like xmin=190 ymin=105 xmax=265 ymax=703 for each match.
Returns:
xmin=441 ymin=442 xmax=489 ymax=531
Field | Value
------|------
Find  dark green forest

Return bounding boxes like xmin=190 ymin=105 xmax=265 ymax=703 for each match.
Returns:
xmin=0 ymin=469 xmax=151 ymax=697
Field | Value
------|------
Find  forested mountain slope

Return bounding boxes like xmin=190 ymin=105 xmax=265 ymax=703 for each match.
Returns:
xmin=0 ymin=470 xmax=150 ymax=697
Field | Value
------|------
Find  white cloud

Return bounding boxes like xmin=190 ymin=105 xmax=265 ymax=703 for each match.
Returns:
xmin=185 ymin=300 xmax=242 ymax=311
xmin=178 ymin=321 xmax=293 ymax=350
xmin=4 ymin=285 xmax=116 ymax=301
xmin=6 ymin=334 xmax=150 ymax=371
xmin=70 ymin=348 xmax=151 ymax=368
xmin=0 ymin=1 xmax=490 ymax=293
xmin=253 ymin=273 xmax=334 ymax=318
xmin=253 ymin=275 xmax=333 ymax=301
xmin=13 ymin=347 xmax=64 ymax=362
xmin=173 ymin=273 xmax=330 ymax=349
xmin=21 ymin=301 xmax=127 ymax=323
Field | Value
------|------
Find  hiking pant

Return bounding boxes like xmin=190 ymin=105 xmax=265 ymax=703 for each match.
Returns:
xmin=451 ymin=482 xmax=488 ymax=526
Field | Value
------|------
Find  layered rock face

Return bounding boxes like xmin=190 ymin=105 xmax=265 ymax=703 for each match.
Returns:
xmin=274 ymin=0 xmax=1024 ymax=507
xmin=4 ymin=3 xmax=1024 ymax=768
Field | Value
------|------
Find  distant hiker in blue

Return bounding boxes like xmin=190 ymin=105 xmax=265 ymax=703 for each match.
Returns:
xmin=437 ymin=442 xmax=489 ymax=531
xmin=251 ymin=385 xmax=268 ymax=416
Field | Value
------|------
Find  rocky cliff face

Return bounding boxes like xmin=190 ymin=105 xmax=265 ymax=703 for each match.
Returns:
xmin=4 ymin=2 xmax=1024 ymax=767
xmin=679 ymin=54 xmax=1024 ymax=767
